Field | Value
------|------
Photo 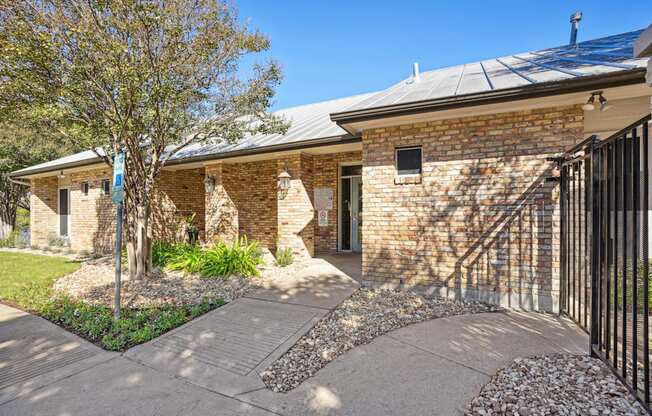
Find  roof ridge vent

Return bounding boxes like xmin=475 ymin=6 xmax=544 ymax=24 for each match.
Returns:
xmin=569 ymin=11 xmax=582 ymax=46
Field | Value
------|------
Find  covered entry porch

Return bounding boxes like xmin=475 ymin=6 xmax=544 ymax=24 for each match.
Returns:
xmin=161 ymin=148 xmax=364 ymax=261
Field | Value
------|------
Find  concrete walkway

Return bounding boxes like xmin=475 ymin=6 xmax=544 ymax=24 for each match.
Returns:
xmin=0 ymin=260 xmax=587 ymax=415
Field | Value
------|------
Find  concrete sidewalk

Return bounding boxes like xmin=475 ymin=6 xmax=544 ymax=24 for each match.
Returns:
xmin=0 ymin=258 xmax=587 ymax=415
xmin=124 ymin=257 xmax=360 ymax=396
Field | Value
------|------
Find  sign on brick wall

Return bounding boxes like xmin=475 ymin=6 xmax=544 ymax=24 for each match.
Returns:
xmin=318 ymin=210 xmax=328 ymax=227
xmin=314 ymin=188 xmax=333 ymax=210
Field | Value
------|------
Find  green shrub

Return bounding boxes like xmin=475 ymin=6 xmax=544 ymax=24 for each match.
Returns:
xmin=150 ymin=237 xmax=264 ymax=278
xmin=152 ymin=241 xmax=178 ymax=267
xmin=200 ymin=237 xmax=263 ymax=278
xmin=47 ymin=232 xmax=68 ymax=247
xmin=166 ymin=243 xmax=205 ymax=274
xmin=613 ymin=259 xmax=652 ymax=312
xmin=39 ymin=293 xmax=225 ymax=351
xmin=275 ymin=247 xmax=293 ymax=267
xmin=0 ymin=229 xmax=18 ymax=248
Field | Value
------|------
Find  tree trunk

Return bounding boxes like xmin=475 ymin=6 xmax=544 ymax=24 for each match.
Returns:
xmin=134 ymin=204 xmax=151 ymax=280
xmin=126 ymin=241 xmax=137 ymax=280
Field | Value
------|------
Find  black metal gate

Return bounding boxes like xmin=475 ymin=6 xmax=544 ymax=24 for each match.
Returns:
xmin=560 ymin=114 xmax=651 ymax=410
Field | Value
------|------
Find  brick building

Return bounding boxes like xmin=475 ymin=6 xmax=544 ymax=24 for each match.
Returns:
xmin=11 ymin=29 xmax=652 ymax=312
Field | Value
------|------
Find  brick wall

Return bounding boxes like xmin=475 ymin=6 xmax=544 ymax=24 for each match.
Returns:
xmin=68 ymin=168 xmax=115 ymax=252
xmin=30 ymin=176 xmax=58 ymax=247
xmin=361 ymin=105 xmax=584 ymax=311
xmin=313 ymin=151 xmax=362 ymax=253
xmin=30 ymin=166 xmax=205 ymax=253
xmin=151 ymin=168 xmax=206 ymax=242
xmin=277 ymin=154 xmax=315 ymax=258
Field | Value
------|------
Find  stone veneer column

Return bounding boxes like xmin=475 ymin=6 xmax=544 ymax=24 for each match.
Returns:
xmin=276 ymin=154 xmax=315 ymax=258
xmin=204 ymin=162 xmax=238 ymax=244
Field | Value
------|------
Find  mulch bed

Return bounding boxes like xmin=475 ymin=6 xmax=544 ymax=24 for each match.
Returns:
xmin=466 ymin=354 xmax=646 ymax=416
xmin=53 ymin=257 xmax=260 ymax=307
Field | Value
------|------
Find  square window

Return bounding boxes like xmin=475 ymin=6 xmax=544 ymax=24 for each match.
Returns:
xmin=396 ymin=147 xmax=422 ymax=175
xmin=81 ymin=182 xmax=89 ymax=196
xmin=102 ymin=179 xmax=110 ymax=196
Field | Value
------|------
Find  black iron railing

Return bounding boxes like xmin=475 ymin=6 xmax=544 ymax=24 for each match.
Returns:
xmin=560 ymin=113 xmax=651 ymax=411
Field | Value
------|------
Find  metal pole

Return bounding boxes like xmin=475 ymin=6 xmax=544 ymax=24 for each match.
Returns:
xmin=114 ymin=201 xmax=123 ymax=319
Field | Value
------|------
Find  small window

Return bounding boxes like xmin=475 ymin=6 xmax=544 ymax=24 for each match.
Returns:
xmin=396 ymin=146 xmax=422 ymax=175
xmin=102 ymin=179 xmax=110 ymax=196
xmin=81 ymin=182 xmax=89 ymax=196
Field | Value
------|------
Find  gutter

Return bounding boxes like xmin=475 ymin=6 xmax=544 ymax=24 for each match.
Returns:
xmin=9 ymin=134 xmax=361 ymax=179
xmin=8 ymin=177 xmax=31 ymax=186
xmin=330 ymin=69 xmax=647 ymax=125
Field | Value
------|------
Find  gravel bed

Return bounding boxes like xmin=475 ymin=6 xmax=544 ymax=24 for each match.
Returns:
xmin=261 ymin=288 xmax=498 ymax=392
xmin=53 ymin=256 xmax=301 ymax=308
xmin=466 ymin=354 xmax=647 ymax=416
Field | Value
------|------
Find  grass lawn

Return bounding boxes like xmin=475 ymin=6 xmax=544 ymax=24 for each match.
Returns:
xmin=0 ymin=252 xmax=80 ymax=309
xmin=0 ymin=251 xmax=225 ymax=351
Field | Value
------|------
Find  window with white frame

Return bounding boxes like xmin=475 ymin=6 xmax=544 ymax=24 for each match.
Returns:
xmin=395 ymin=146 xmax=422 ymax=175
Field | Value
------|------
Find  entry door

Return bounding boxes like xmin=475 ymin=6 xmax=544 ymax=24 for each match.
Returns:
xmin=351 ymin=177 xmax=362 ymax=252
xmin=59 ymin=188 xmax=70 ymax=237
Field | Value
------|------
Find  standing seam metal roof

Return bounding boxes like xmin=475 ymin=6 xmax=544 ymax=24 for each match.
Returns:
xmin=342 ymin=30 xmax=648 ymax=112
xmin=11 ymin=29 xmax=649 ymax=177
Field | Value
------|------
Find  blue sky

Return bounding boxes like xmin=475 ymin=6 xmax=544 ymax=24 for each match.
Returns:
xmin=237 ymin=1 xmax=650 ymax=110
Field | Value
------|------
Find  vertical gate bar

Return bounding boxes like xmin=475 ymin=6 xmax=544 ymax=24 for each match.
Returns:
xmin=606 ymin=143 xmax=612 ymax=358
xmin=560 ymin=164 xmax=566 ymax=313
xmin=577 ymin=159 xmax=587 ymax=328
xmin=573 ymin=162 xmax=577 ymax=320
xmin=567 ymin=164 xmax=572 ymax=317
xmin=642 ymin=121 xmax=649 ymax=404
xmin=623 ymin=133 xmax=629 ymax=379
xmin=584 ymin=154 xmax=591 ymax=329
xmin=591 ymin=137 xmax=602 ymax=356
xmin=599 ymin=147 xmax=606 ymax=348
xmin=633 ymin=127 xmax=640 ymax=392
xmin=614 ymin=140 xmax=620 ymax=368
xmin=562 ymin=164 xmax=568 ymax=313
xmin=568 ymin=163 xmax=577 ymax=319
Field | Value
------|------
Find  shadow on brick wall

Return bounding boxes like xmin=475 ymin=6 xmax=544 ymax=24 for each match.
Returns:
xmin=365 ymin=158 xmax=558 ymax=311
xmin=93 ymin=191 xmax=115 ymax=254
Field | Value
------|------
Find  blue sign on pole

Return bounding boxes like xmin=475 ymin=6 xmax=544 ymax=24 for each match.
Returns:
xmin=111 ymin=152 xmax=125 ymax=205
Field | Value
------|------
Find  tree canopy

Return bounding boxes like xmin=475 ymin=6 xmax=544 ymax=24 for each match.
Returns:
xmin=0 ymin=0 xmax=286 ymax=278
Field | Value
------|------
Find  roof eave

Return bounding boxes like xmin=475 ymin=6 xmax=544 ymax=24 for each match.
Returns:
xmin=330 ymin=69 xmax=647 ymax=126
xmin=9 ymin=134 xmax=361 ymax=179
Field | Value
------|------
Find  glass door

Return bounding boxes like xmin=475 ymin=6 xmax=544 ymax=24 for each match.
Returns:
xmin=339 ymin=164 xmax=362 ymax=252
xmin=351 ymin=177 xmax=362 ymax=252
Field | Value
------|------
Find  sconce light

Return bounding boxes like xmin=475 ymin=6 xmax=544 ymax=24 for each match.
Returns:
xmin=278 ymin=169 xmax=291 ymax=191
xmin=203 ymin=175 xmax=215 ymax=193
xmin=582 ymin=91 xmax=610 ymax=112
xmin=58 ymin=170 xmax=66 ymax=179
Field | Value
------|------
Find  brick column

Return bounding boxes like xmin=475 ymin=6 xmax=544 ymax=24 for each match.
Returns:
xmin=277 ymin=154 xmax=315 ymax=258
xmin=30 ymin=176 xmax=58 ymax=247
xmin=204 ymin=162 xmax=238 ymax=244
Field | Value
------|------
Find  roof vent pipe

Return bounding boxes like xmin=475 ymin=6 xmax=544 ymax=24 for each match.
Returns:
xmin=412 ymin=62 xmax=420 ymax=83
xmin=569 ymin=11 xmax=582 ymax=46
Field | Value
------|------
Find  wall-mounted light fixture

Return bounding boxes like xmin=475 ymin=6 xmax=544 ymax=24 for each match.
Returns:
xmin=278 ymin=169 xmax=291 ymax=191
xmin=582 ymin=91 xmax=611 ymax=112
xmin=58 ymin=170 xmax=66 ymax=179
xmin=203 ymin=175 xmax=215 ymax=193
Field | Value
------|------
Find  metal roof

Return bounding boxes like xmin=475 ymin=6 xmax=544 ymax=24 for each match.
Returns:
xmin=12 ymin=29 xmax=649 ymax=178
xmin=341 ymin=30 xmax=648 ymax=113
xmin=11 ymin=92 xmax=376 ymax=177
